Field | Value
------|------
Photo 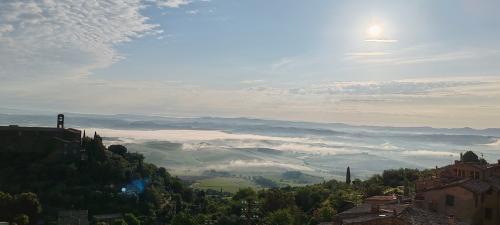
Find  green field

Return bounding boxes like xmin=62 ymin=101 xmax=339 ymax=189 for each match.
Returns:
xmin=192 ymin=177 xmax=259 ymax=193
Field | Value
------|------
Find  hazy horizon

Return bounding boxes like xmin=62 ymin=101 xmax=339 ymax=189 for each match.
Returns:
xmin=3 ymin=108 xmax=500 ymax=130
xmin=2 ymin=112 xmax=499 ymax=181
xmin=2 ymin=0 xmax=500 ymax=128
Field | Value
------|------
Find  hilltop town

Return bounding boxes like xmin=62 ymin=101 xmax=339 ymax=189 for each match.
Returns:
xmin=331 ymin=151 xmax=500 ymax=225
xmin=0 ymin=115 xmax=498 ymax=225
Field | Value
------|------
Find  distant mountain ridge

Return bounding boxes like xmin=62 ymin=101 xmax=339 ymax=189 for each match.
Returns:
xmin=1 ymin=112 xmax=500 ymax=137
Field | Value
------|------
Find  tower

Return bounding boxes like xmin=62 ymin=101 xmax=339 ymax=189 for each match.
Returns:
xmin=57 ymin=114 xmax=64 ymax=129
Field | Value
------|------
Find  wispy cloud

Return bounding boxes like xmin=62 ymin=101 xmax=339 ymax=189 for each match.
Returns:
xmin=155 ymin=0 xmax=191 ymax=8
xmin=0 ymin=0 xmax=212 ymax=80
xmin=402 ymin=150 xmax=458 ymax=157
xmin=346 ymin=52 xmax=390 ymax=57
xmin=347 ymin=46 xmax=498 ymax=66
xmin=241 ymin=80 xmax=266 ymax=85
xmin=186 ymin=9 xmax=199 ymax=15
xmin=364 ymin=39 xmax=398 ymax=43
xmin=271 ymin=57 xmax=295 ymax=71
xmin=246 ymin=78 xmax=490 ymax=97
xmin=3 ymin=76 xmax=500 ymax=128
xmin=0 ymin=0 xmax=161 ymax=79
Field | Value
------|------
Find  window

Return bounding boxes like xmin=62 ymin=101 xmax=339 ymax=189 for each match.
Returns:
xmin=485 ymin=208 xmax=492 ymax=220
xmin=446 ymin=195 xmax=455 ymax=206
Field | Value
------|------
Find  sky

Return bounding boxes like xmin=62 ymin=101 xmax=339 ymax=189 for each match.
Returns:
xmin=1 ymin=0 xmax=500 ymax=128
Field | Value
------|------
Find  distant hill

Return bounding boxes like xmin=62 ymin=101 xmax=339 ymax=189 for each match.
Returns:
xmin=1 ymin=112 xmax=500 ymax=136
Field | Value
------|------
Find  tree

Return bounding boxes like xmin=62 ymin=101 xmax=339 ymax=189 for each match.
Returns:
xmin=14 ymin=193 xmax=42 ymax=222
xmin=313 ymin=206 xmax=336 ymax=222
xmin=0 ymin=192 xmax=13 ymax=220
xmin=462 ymin=151 xmax=479 ymax=163
xmin=111 ymin=219 xmax=128 ymax=225
xmin=346 ymin=167 xmax=351 ymax=185
xmin=109 ymin=145 xmax=128 ymax=156
xmin=171 ymin=213 xmax=195 ymax=225
xmin=233 ymin=188 xmax=257 ymax=201
xmin=382 ymin=168 xmax=419 ymax=187
xmin=263 ymin=209 xmax=293 ymax=225
xmin=260 ymin=189 xmax=295 ymax=212
xmin=13 ymin=214 xmax=29 ymax=225
xmin=124 ymin=213 xmax=140 ymax=225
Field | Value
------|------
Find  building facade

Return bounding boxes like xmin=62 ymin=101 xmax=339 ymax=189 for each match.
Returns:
xmin=415 ymin=152 xmax=500 ymax=225
xmin=0 ymin=114 xmax=85 ymax=160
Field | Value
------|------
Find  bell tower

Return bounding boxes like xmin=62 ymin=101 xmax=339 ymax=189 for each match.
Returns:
xmin=57 ymin=114 xmax=64 ymax=129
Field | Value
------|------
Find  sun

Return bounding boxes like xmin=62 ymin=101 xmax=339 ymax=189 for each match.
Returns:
xmin=367 ymin=24 xmax=383 ymax=38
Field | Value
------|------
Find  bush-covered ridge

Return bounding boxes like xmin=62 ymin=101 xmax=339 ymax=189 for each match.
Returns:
xmin=0 ymin=134 xmax=430 ymax=225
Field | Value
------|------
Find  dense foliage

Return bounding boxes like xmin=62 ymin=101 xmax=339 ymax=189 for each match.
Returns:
xmin=0 ymin=134 xmax=428 ymax=225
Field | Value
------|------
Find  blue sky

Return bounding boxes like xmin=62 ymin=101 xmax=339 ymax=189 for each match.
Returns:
xmin=1 ymin=0 xmax=500 ymax=128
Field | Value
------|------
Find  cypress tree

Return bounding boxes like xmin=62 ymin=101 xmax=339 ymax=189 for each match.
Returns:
xmin=346 ymin=166 xmax=351 ymax=184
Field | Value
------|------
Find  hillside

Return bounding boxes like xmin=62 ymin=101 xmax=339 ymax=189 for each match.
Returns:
xmin=0 ymin=132 xmax=428 ymax=225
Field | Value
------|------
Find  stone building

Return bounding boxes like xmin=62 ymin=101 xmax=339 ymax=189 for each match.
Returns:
xmin=331 ymin=201 xmax=464 ymax=225
xmin=58 ymin=210 xmax=89 ymax=225
xmin=415 ymin=151 xmax=500 ymax=225
xmin=0 ymin=114 xmax=85 ymax=160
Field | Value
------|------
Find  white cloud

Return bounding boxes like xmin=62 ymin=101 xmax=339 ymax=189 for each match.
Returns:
xmin=271 ymin=57 xmax=294 ymax=70
xmin=2 ymin=75 xmax=500 ymax=128
xmin=402 ymin=150 xmax=459 ymax=157
xmin=0 ymin=0 xmax=161 ymax=79
xmin=247 ymin=78 xmax=490 ymax=97
xmin=186 ymin=9 xmax=199 ymax=15
xmin=241 ymin=80 xmax=265 ymax=85
xmin=364 ymin=39 xmax=398 ymax=43
xmin=155 ymin=0 xmax=191 ymax=8
xmin=0 ymin=24 xmax=14 ymax=34
xmin=346 ymin=52 xmax=389 ymax=57
xmin=347 ymin=46 xmax=498 ymax=66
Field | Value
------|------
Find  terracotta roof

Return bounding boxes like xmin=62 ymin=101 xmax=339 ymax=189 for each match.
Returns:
xmin=460 ymin=179 xmax=491 ymax=193
xmin=336 ymin=203 xmax=372 ymax=215
xmin=398 ymin=207 xmax=469 ymax=225
xmin=486 ymin=176 xmax=500 ymax=189
xmin=342 ymin=213 xmax=394 ymax=224
xmin=421 ymin=177 xmax=494 ymax=194
xmin=365 ymin=195 xmax=396 ymax=201
xmin=334 ymin=204 xmax=467 ymax=225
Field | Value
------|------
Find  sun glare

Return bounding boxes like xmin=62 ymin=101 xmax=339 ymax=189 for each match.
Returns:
xmin=367 ymin=24 xmax=383 ymax=37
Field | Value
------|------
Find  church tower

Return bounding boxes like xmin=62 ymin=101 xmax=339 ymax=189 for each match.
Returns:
xmin=57 ymin=114 xmax=64 ymax=129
